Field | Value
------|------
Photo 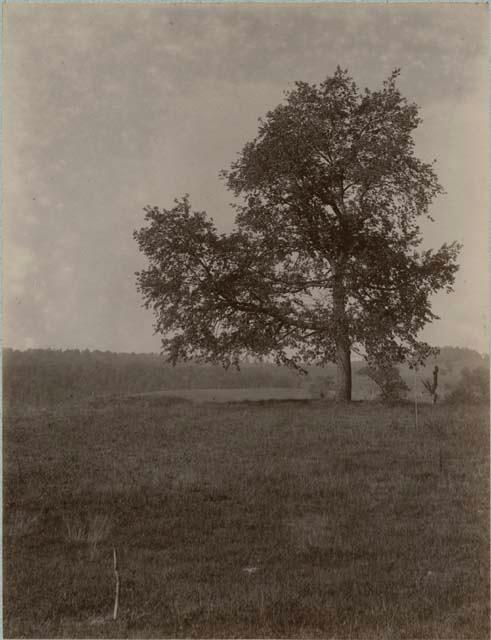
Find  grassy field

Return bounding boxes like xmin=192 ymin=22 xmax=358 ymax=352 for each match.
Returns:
xmin=134 ymin=387 xmax=313 ymax=403
xmin=3 ymin=396 xmax=489 ymax=638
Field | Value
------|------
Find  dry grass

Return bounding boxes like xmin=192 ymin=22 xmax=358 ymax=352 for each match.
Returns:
xmin=288 ymin=513 xmax=333 ymax=552
xmin=3 ymin=399 xmax=489 ymax=638
xmin=6 ymin=510 xmax=40 ymax=538
xmin=63 ymin=514 xmax=112 ymax=559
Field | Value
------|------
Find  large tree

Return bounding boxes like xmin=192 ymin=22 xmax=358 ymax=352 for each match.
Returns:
xmin=134 ymin=68 xmax=461 ymax=402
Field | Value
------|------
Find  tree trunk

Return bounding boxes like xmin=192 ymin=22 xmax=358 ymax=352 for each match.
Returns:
xmin=333 ymin=270 xmax=352 ymax=403
xmin=336 ymin=338 xmax=352 ymax=402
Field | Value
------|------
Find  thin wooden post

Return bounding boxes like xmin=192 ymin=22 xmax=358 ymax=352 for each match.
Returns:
xmin=113 ymin=547 xmax=120 ymax=621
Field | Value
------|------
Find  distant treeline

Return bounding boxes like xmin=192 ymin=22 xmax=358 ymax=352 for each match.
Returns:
xmin=399 ymin=346 xmax=489 ymax=391
xmin=3 ymin=348 xmax=300 ymax=407
xmin=3 ymin=346 xmax=488 ymax=407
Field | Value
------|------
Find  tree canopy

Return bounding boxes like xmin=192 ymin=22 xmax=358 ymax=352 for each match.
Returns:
xmin=134 ymin=68 xmax=461 ymax=401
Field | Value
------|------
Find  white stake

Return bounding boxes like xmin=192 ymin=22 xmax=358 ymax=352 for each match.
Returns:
xmin=113 ymin=547 xmax=120 ymax=621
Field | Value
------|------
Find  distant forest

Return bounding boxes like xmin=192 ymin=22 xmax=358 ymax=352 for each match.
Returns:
xmin=3 ymin=346 xmax=488 ymax=408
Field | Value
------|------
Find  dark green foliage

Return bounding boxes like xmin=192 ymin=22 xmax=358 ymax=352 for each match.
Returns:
xmin=446 ymin=366 xmax=490 ymax=405
xmin=134 ymin=68 xmax=461 ymax=401
xmin=358 ymin=364 xmax=409 ymax=401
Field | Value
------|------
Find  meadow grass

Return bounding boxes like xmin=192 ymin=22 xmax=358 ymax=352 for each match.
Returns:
xmin=3 ymin=398 xmax=489 ymax=638
xmin=133 ymin=387 xmax=313 ymax=403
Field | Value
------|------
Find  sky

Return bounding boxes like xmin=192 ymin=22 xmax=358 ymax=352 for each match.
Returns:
xmin=3 ymin=2 xmax=489 ymax=355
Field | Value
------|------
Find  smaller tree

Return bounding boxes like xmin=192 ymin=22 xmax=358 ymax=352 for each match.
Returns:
xmin=422 ymin=365 xmax=439 ymax=404
xmin=358 ymin=365 xmax=409 ymax=402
